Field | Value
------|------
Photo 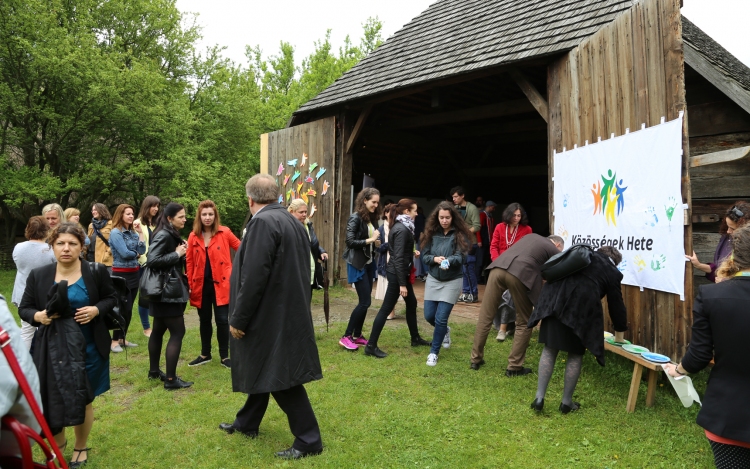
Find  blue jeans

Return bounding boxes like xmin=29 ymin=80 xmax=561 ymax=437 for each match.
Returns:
xmin=462 ymin=247 xmax=478 ymax=296
xmin=138 ymin=306 xmax=151 ymax=330
xmin=414 ymin=241 xmax=426 ymax=277
xmin=423 ymin=300 xmax=454 ymax=355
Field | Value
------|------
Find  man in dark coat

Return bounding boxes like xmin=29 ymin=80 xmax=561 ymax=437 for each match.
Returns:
xmin=470 ymin=234 xmax=564 ymax=375
xmin=221 ymin=174 xmax=323 ymax=460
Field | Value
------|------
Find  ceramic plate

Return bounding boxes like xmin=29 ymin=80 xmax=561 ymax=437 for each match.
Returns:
xmin=604 ymin=331 xmax=614 ymax=339
xmin=641 ymin=352 xmax=670 ymax=363
xmin=605 ymin=337 xmax=631 ymax=346
xmin=622 ymin=344 xmax=649 ymax=354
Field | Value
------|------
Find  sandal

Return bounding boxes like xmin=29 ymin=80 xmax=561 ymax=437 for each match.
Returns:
xmin=69 ymin=447 xmax=91 ymax=468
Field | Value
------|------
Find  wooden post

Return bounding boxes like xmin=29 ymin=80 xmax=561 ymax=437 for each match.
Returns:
xmin=626 ymin=362 xmax=644 ymax=413
xmin=260 ymin=133 xmax=269 ymax=174
xmin=345 ymin=106 xmax=372 ymax=154
xmin=509 ymin=69 xmax=549 ymax=123
xmin=646 ymin=369 xmax=659 ymax=407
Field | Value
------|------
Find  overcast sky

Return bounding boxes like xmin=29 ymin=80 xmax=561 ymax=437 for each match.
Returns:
xmin=175 ymin=0 xmax=750 ymax=69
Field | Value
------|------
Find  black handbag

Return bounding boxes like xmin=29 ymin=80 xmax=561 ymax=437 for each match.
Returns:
xmin=88 ymin=262 xmax=126 ymax=330
xmin=541 ymin=244 xmax=593 ymax=283
xmin=161 ymin=266 xmax=188 ymax=301
xmin=139 ymin=265 xmax=167 ymax=301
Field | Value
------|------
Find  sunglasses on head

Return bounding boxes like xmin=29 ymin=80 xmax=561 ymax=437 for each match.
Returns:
xmin=729 ymin=206 xmax=744 ymax=220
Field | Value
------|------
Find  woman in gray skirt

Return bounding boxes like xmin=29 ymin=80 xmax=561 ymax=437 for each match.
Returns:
xmin=420 ymin=201 xmax=473 ymax=366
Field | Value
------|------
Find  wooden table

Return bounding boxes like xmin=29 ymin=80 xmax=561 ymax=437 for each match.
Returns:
xmin=604 ymin=342 xmax=668 ymax=413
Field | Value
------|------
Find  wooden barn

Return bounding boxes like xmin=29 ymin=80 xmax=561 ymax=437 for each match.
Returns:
xmin=260 ymin=0 xmax=750 ymax=360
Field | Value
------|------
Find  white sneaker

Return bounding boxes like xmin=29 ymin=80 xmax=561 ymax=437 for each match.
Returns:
xmin=496 ymin=330 xmax=507 ymax=342
xmin=442 ymin=326 xmax=451 ymax=349
xmin=426 ymin=353 xmax=438 ymax=366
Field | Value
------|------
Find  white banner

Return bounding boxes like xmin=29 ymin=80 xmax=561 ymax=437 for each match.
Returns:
xmin=553 ymin=116 xmax=686 ymax=299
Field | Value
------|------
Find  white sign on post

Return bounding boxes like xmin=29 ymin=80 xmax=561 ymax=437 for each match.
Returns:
xmin=553 ymin=115 xmax=686 ymax=299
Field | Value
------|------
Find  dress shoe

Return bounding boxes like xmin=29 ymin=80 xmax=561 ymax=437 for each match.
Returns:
xmin=410 ymin=336 xmax=431 ymax=347
xmin=275 ymin=446 xmax=323 ymax=460
xmin=164 ymin=376 xmax=193 ymax=390
xmin=559 ymin=402 xmax=581 ymax=414
xmin=470 ymin=359 xmax=485 ymax=370
xmin=218 ymin=423 xmax=258 ymax=438
xmin=364 ymin=344 xmax=388 ymax=358
xmin=530 ymin=398 xmax=544 ymax=412
xmin=505 ymin=367 xmax=533 ymax=377
xmin=147 ymin=370 xmax=167 ymax=381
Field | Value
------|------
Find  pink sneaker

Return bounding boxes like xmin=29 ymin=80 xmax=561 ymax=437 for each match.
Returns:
xmin=339 ymin=336 xmax=358 ymax=350
xmin=353 ymin=336 xmax=369 ymax=346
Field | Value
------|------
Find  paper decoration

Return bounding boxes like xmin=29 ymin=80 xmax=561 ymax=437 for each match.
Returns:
xmin=276 ymin=163 xmax=284 ymax=176
xmin=305 ymin=175 xmax=314 ymax=184
xmin=315 ymin=167 xmax=326 ymax=180
xmin=322 ymin=180 xmax=330 ymax=196
xmin=306 ymin=188 xmax=316 ymax=197
xmin=286 ymin=189 xmax=293 ymax=202
xmin=309 ymin=162 xmax=318 ymax=172
xmin=287 ymin=159 xmax=298 ymax=167
xmin=301 ymin=192 xmax=309 ymax=204
xmin=301 ymin=153 xmax=308 ymax=167
xmin=291 ymin=171 xmax=301 ymax=182
xmin=283 ymin=174 xmax=291 ymax=186
xmin=278 ymin=194 xmax=283 ymax=204
xmin=309 ymin=203 xmax=316 ymax=217
xmin=296 ymin=182 xmax=304 ymax=194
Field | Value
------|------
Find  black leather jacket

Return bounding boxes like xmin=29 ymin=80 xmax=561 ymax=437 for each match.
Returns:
xmin=343 ymin=213 xmax=372 ymax=271
xmin=147 ymin=228 xmax=189 ymax=303
xmin=386 ymin=221 xmax=414 ymax=286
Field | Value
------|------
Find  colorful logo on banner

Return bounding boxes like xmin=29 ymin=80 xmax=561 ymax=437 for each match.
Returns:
xmin=591 ymin=169 xmax=627 ymax=226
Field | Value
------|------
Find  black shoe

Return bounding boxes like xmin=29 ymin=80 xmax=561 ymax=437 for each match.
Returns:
xmin=530 ymin=398 xmax=544 ymax=412
xmin=188 ymin=355 xmax=212 ymax=367
xmin=411 ymin=337 xmax=431 ymax=347
xmin=364 ymin=344 xmax=388 ymax=358
xmin=505 ymin=367 xmax=533 ymax=377
xmin=275 ymin=446 xmax=323 ymax=460
xmin=470 ymin=296 xmax=479 ymax=303
xmin=218 ymin=422 xmax=258 ymax=438
xmin=470 ymin=359 xmax=485 ymax=370
xmin=147 ymin=370 xmax=167 ymax=382
xmin=164 ymin=376 xmax=193 ymax=390
xmin=69 ymin=447 xmax=90 ymax=468
xmin=221 ymin=358 xmax=231 ymax=369
xmin=559 ymin=402 xmax=581 ymax=414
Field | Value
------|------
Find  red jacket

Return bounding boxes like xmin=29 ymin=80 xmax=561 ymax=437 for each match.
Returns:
xmin=490 ymin=223 xmax=533 ymax=261
xmin=186 ymin=226 xmax=241 ymax=308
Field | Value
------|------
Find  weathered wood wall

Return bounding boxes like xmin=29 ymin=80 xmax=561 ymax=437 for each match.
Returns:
xmin=548 ymin=0 xmax=691 ymax=359
xmin=264 ymin=117 xmax=338 ymax=276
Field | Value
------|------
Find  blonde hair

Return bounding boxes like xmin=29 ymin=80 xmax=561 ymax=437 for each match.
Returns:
xmin=63 ymin=207 xmax=80 ymax=219
xmin=41 ymin=204 xmax=66 ymax=223
xmin=717 ymin=224 xmax=750 ymax=280
xmin=287 ymin=198 xmax=307 ymax=214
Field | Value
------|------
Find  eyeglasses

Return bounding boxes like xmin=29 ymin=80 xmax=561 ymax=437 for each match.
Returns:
xmin=729 ymin=206 xmax=744 ymax=220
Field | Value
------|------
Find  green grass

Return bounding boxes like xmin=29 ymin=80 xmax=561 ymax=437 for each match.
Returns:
xmin=0 ymin=269 xmax=714 ymax=468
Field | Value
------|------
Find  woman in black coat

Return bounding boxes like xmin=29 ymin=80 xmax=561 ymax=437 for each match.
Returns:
xmin=287 ymin=199 xmax=328 ymax=292
xmin=527 ymin=246 xmax=627 ymax=414
xmin=365 ymin=198 xmax=430 ymax=358
xmin=19 ymin=223 xmax=117 ymax=468
xmin=146 ymin=202 xmax=192 ymax=390
xmin=666 ymin=225 xmax=750 ymax=468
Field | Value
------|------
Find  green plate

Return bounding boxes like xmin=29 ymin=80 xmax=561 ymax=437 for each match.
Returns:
xmin=622 ymin=344 xmax=649 ymax=354
xmin=605 ymin=337 xmax=631 ymax=346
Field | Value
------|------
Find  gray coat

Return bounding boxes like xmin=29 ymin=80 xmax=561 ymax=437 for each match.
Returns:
xmin=229 ymin=203 xmax=322 ymax=394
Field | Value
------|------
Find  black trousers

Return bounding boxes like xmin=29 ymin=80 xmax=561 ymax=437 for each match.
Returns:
xmin=233 ymin=384 xmax=322 ymax=452
xmin=196 ymin=282 xmax=229 ymax=359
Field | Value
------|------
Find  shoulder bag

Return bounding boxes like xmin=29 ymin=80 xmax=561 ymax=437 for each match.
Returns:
xmin=88 ymin=262 xmax=126 ymax=331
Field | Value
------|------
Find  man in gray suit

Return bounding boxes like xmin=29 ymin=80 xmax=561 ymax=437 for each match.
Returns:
xmin=470 ymin=234 xmax=564 ymax=375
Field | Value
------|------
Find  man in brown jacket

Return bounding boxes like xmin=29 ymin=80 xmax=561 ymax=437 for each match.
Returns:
xmin=470 ymin=234 xmax=564 ymax=376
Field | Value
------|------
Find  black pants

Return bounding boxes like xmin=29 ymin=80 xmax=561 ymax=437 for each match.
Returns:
xmin=197 ymin=282 xmax=229 ymax=359
xmin=344 ymin=270 xmax=372 ymax=338
xmin=233 ymin=384 xmax=322 ymax=452
xmin=112 ymin=270 xmax=138 ymax=341
xmin=369 ymin=270 xmax=419 ymax=347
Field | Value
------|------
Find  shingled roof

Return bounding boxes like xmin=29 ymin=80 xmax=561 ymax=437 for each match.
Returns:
xmin=296 ymin=0 xmax=638 ymax=114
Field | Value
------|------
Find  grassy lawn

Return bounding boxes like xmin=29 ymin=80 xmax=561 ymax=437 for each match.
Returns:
xmin=0 ymin=269 xmax=714 ymax=468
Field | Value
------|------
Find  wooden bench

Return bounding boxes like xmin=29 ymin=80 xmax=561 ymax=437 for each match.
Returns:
xmin=604 ymin=342 xmax=669 ymax=413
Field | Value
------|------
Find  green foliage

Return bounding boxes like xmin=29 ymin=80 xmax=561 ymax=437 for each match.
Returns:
xmin=0 ymin=0 xmax=382 ymax=247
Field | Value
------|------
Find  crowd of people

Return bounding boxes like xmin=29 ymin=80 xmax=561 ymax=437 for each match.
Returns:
xmin=2 ymin=180 xmax=749 ymax=467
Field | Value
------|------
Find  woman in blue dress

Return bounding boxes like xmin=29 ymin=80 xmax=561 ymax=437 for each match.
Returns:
xmin=19 ymin=222 xmax=117 ymax=468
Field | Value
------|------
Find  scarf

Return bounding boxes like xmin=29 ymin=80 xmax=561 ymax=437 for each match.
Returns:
xmin=92 ymin=218 xmax=108 ymax=231
xmin=396 ymin=214 xmax=415 ymax=234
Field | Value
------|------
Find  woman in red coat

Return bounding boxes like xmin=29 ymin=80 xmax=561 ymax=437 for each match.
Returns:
xmin=185 ymin=200 xmax=241 ymax=369
xmin=490 ymin=202 xmax=533 ymax=341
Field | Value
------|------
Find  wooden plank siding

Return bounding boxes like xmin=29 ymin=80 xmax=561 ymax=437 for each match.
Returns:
xmin=547 ymin=0 xmax=691 ymax=360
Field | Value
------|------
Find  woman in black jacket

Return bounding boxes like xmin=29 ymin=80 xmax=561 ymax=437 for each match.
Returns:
xmin=527 ymin=245 xmax=627 ymax=414
xmin=340 ymin=187 xmax=381 ymax=351
xmin=288 ymin=199 xmax=328 ymax=292
xmin=666 ymin=225 xmax=750 ymax=468
xmin=365 ymin=199 xmax=430 ymax=358
xmin=19 ymin=223 xmax=117 ymax=468
xmin=146 ymin=202 xmax=192 ymax=390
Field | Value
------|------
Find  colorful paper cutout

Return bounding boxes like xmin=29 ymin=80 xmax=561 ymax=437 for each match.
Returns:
xmin=287 ymin=159 xmax=298 ymax=167
xmin=309 ymin=162 xmax=318 ymax=172
xmin=315 ymin=167 xmax=326 ymax=180
xmin=305 ymin=175 xmax=314 ymax=184
xmin=309 ymin=203 xmax=316 ymax=217
xmin=301 ymin=192 xmax=309 ymax=204
xmin=301 ymin=153 xmax=308 ymax=167
xmin=291 ymin=171 xmax=301 ymax=182
xmin=278 ymin=194 xmax=283 ymax=204
xmin=297 ymin=182 xmax=304 ymax=194
xmin=306 ymin=188 xmax=317 ymax=197
xmin=322 ymin=180 xmax=330 ymax=195
xmin=283 ymin=174 xmax=291 ymax=186
xmin=276 ymin=163 xmax=284 ymax=176
xmin=286 ymin=189 xmax=293 ymax=202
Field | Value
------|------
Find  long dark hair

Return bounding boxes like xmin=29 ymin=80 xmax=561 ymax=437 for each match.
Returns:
xmin=388 ymin=198 xmax=417 ymax=229
xmin=502 ymin=202 xmax=529 ymax=226
xmin=354 ymin=187 xmax=381 ymax=226
xmin=153 ymin=202 xmax=185 ymax=237
xmin=138 ymin=195 xmax=161 ymax=226
xmin=420 ymin=201 xmax=472 ymax=254
xmin=720 ymin=201 xmax=750 ymax=235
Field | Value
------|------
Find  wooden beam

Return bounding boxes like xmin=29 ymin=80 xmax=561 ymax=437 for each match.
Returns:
xmin=684 ymin=43 xmax=750 ymax=115
xmin=382 ymin=99 xmax=535 ymax=130
xmin=687 ymin=101 xmax=750 ymax=138
xmin=463 ymin=165 xmax=547 ymax=178
xmin=260 ymin=133 xmax=269 ymax=174
xmin=345 ymin=106 xmax=372 ymax=153
xmin=689 ymin=145 xmax=750 ymax=167
xmin=509 ymin=68 xmax=549 ymax=123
